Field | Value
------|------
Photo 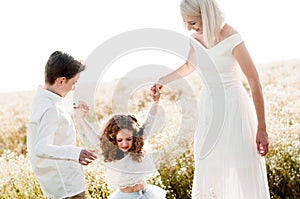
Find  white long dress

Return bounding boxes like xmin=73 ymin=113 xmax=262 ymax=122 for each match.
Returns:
xmin=190 ymin=33 xmax=270 ymax=199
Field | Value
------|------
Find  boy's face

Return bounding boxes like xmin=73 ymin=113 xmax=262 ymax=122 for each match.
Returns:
xmin=60 ymin=73 xmax=80 ymax=97
xmin=116 ymin=129 xmax=133 ymax=152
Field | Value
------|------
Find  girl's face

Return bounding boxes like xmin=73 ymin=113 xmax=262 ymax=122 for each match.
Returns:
xmin=181 ymin=13 xmax=203 ymax=34
xmin=116 ymin=129 xmax=133 ymax=152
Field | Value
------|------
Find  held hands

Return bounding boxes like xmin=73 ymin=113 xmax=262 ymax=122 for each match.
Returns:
xmin=79 ymin=149 xmax=97 ymax=166
xmin=256 ymin=129 xmax=269 ymax=156
xmin=151 ymin=83 xmax=163 ymax=102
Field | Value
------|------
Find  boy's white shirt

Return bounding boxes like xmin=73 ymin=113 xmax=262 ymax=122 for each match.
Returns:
xmin=27 ymin=86 xmax=85 ymax=199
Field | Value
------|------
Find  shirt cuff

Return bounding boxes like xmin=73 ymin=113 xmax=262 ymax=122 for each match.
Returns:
xmin=70 ymin=146 xmax=84 ymax=162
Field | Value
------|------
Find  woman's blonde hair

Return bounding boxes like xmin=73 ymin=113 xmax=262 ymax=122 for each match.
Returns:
xmin=180 ymin=0 xmax=225 ymax=48
xmin=100 ymin=114 xmax=145 ymax=162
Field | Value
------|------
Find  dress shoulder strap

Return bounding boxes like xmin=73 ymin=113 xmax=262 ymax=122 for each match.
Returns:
xmin=227 ymin=33 xmax=244 ymax=52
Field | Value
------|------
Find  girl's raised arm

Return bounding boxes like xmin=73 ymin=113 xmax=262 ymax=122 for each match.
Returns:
xmin=142 ymin=90 xmax=163 ymax=139
xmin=74 ymin=101 xmax=102 ymax=154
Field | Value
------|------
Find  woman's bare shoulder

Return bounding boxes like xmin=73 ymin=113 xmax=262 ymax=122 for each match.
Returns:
xmin=221 ymin=24 xmax=239 ymax=39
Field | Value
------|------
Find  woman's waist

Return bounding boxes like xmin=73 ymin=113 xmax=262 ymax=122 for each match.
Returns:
xmin=200 ymin=84 xmax=249 ymax=100
xmin=202 ymin=81 xmax=244 ymax=93
xmin=119 ymin=180 xmax=147 ymax=193
xmin=203 ymin=79 xmax=243 ymax=88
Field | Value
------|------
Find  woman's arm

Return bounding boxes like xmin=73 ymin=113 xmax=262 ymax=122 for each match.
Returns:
xmin=152 ymin=46 xmax=196 ymax=94
xmin=160 ymin=46 xmax=196 ymax=85
xmin=233 ymin=42 xmax=269 ymax=156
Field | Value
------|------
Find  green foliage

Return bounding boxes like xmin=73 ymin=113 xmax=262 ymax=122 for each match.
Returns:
xmin=84 ymin=163 xmax=112 ymax=199
xmin=266 ymin=142 xmax=300 ymax=198
xmin=157 ymin=150 xmax=194 ymax=199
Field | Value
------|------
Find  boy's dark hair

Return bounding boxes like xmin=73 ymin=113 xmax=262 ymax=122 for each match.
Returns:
xmin=45 ymin=51 xmax=86 ymax=85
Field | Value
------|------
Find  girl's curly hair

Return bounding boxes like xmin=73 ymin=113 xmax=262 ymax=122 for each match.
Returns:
xmin=100 ymin=114 xmax=145 ymax=162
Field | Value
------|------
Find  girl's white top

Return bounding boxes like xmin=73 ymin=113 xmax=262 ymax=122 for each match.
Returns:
xmin=105 ymin=153 xmax=158 ymax=189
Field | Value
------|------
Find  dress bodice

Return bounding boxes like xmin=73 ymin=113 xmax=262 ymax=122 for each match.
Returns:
xmin=191 ymin=33 xmax=244 ymax=90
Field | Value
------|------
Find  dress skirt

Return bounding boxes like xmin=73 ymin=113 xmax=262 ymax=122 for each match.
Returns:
xmin=108 ymin=184 xmax=166 ymax=199
xmin=192 ymin=85 xmax=270 ymax=199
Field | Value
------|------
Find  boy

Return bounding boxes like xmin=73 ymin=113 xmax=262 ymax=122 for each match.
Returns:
xmin=27 ymin=51 xmax=97 ymax=199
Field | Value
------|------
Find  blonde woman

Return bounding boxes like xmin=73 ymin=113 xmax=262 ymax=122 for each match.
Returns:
xmin=151 ymin=0 xmax=270 ymax=198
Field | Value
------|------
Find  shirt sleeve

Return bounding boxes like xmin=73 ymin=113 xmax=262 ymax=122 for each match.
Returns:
xmin=34 ymin=108 xmax=83 ymax=162
xmin=142 ymin=101 xmax=164 ymax=139
xmin=74 ymin=114 xmax=103 ymax=157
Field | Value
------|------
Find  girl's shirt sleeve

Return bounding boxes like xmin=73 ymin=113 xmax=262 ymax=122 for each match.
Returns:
xmin=142 ymin=101 xmax=164 ymax=139
xmin=74 ymin=112 xmax=103 ymax=158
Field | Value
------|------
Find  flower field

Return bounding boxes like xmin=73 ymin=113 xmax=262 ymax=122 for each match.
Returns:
xmin=0 ymin=60 xmax=299 ymax=198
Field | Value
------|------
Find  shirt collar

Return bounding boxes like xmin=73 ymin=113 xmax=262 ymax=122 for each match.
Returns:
xmin=37 ymin=85 xmax=62 ymax=103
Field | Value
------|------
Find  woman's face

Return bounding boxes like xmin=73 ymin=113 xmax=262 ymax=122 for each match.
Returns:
xmin=181 ymin=13 xmax=203 ymax=34
xmin=116 ymin=129 xmax=133 ymax=152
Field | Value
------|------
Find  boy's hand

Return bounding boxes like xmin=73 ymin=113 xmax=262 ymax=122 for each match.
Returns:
xmin=79 ymin=149 xmax=97 ymax=166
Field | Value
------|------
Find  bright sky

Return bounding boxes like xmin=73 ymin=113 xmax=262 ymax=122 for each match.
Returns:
xmin=0 ymin=0 xmax=299 ymax=92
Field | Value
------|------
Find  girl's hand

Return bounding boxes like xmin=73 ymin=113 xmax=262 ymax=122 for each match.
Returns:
xmin=151 ymin=83 xmax=163 ymax=102
xmin=74 ymin=100 xmax=89 ymax=118
xmin=150 ymin=83 xmax=163 ymax=95
xmin=152 ymin=89 xmax=161 ymax=102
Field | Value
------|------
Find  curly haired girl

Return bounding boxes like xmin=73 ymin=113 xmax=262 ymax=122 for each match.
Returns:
xmin=75 ymin=90 xmax=166 ymax=199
